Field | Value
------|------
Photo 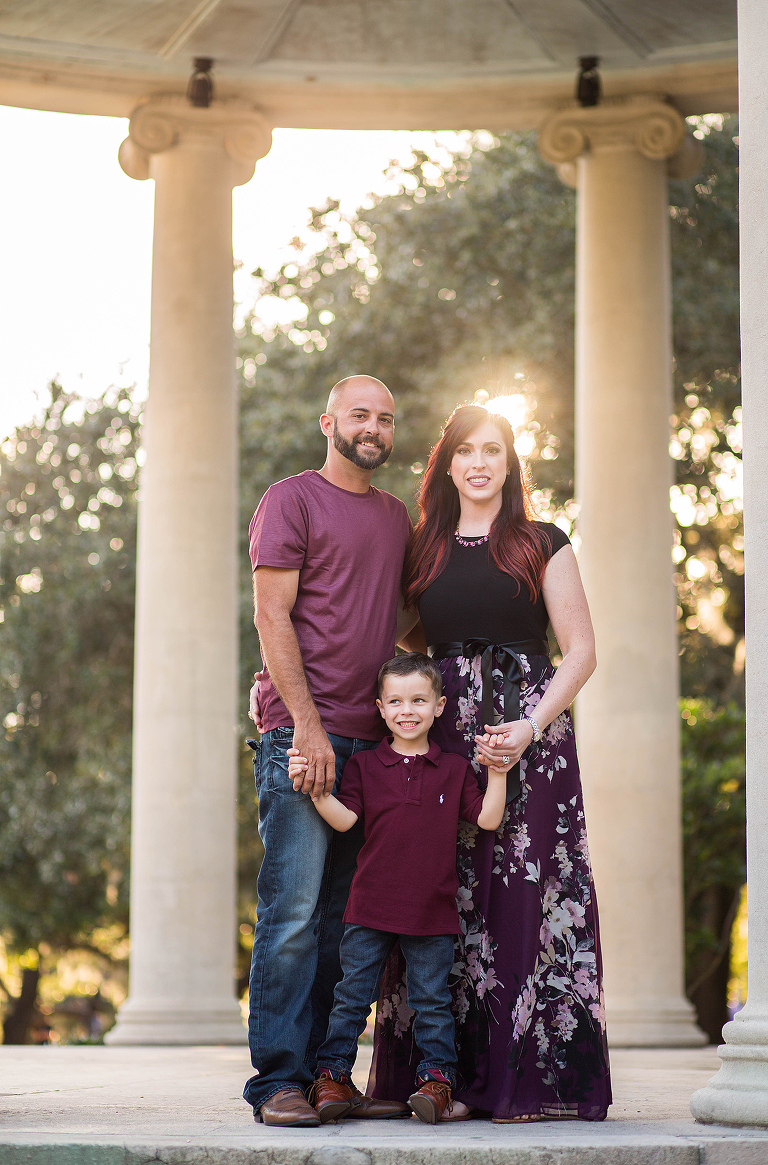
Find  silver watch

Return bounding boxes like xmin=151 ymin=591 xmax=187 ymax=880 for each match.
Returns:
xmin=524 ymin=713 xmax=543 ymax=743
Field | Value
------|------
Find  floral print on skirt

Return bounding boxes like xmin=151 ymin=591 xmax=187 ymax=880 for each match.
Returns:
xmin=367 ymin=651 xmax=612 ymax=1121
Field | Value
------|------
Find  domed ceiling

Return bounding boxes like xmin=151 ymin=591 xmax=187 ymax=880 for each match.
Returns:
xmin=0 ymin=1 xmax=737 ymax=126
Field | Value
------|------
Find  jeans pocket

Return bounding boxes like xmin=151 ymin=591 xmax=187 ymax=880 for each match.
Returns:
xmin=264 ymin=728 xmax=300 ymax=796
xmin=246 ymin=738 xmax=262 ymax=790
xmin=271 ymin=726 xmax=294 ymax=744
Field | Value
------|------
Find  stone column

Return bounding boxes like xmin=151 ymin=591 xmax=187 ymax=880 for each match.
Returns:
xmin=539 ymin=96 xmax=705 ymax=1046
xmin=691 ymin=0 xmax=768 ymax=1125
xmin=106 ymin=98 xmax=272 ymax=1044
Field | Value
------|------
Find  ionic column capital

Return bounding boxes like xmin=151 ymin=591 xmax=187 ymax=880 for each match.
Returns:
xmin=538 ymin=95 xmax=702 ymax=186
xmin=118 ymin=96 xmax=273 ymax=187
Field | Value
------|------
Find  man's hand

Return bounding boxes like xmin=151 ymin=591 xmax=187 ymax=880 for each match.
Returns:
xmin=475 ymin=720 xmax=534 ymax=769
xmin=291 ymin=721 xmax=336 ymax=799
xmin=287 ymin=746 xmax=333 ymax=803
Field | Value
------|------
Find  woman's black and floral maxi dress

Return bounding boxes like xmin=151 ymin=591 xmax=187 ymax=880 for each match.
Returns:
xmin=368 ymin=523 xmax=612 ymax=1121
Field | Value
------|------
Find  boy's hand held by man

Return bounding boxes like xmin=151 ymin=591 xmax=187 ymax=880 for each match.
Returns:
xmin=288 ymin=746 xmax=331 ymax=801
xmin=292 ymin=720 xmax=336 ymax=797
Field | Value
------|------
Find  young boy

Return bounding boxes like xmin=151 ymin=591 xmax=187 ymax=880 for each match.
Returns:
xmin=287 ymin=652 xmax=507 ymax=1124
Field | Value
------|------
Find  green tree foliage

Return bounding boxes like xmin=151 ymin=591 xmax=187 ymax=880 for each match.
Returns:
xmin=238 ymin=119 xmax=741 ymax=701
xmin=668 ymin=123 xmax=742 ymax=702
xmin=0 ymin=384 xmax=138 ymax=1041
xmin=239 ymin=135 xmax=576 ymax=519
xmin=0 ymin=119 xmax=741 ymax=1040
xmin=680 ymin=700 xmax=745 ymax=1042
xmin=237 ymin=119 xmax=742 ymax=1036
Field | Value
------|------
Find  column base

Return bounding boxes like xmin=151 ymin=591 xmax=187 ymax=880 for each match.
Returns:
xmin=607 ymin=998 xmax=707 ymax=1047
xmin=690 ymin=1045 xmax=768 ymax=1127
xmin=105 ymin=998 xmax=247 ymax=1045
xmin=690 ymin=1013 xmax=768 ymax=1127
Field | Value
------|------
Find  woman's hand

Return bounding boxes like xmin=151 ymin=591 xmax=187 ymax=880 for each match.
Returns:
xmin=249 ymin=672 xmax=265 ymax=732
xmin=475 ymin=719 xmax=534 ymax=769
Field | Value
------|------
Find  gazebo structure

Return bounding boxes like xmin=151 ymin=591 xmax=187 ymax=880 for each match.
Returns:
xmin=0 ymin=0 xmax=764 ymax=1128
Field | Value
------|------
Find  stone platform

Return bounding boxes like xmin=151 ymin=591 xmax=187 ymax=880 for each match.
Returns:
xmin=2 ymin=1044 xmax=768 ymax=1164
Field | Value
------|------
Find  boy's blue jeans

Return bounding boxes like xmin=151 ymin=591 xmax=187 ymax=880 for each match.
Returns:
xmin=317 ymin=924 xmax=458 ymax=1087
xmin=243 ymin=727 xmax=376 ymax=1112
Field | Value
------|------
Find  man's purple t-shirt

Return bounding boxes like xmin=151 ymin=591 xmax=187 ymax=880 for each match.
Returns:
xmin=336 ymin=740 xmax=485 ymax=935
xmin=249 ymin=470 xmax=411 ymax=740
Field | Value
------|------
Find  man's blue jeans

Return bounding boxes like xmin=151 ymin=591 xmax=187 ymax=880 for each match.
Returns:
xmin=317 ymin=925 xmax=457 ymax=1087
xmin=243 ymin=727 xmax=376 ymax=1112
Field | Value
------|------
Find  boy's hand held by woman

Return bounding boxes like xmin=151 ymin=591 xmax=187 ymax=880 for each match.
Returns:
xmin=475 ymin=719 xmax=534 ymax=768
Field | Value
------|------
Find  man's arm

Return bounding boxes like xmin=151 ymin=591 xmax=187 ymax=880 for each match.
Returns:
xmin=254 ymin=566 xmax=336 ymax=798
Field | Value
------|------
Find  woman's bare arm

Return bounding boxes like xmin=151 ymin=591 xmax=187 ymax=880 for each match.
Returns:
xmin=396 ymin=599 xmax=427 ymax=652
xmin=476 ymin=545 xmax=596 ymax=766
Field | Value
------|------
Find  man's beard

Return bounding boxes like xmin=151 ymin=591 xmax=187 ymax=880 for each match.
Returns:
xmin=332 ymin=421 xmax=392 ymax=469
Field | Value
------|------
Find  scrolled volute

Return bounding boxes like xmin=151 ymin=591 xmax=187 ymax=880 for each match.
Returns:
xmin=538 ymin=97 xmax=687 ymax=169
xmin=129 ymin=106 xmax=179 ymax=155
xmin=119 ymin=98 xmax=272 ymax=184
xmin=636 ymin=107 xmax=685 ymax=161
xmin=537 ymin=118 xmax=587 ymax=166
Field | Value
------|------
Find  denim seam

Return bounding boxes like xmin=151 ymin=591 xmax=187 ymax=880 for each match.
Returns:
xmin=252 ymin=748 xmax=275 ymax=1065
xmin=303 ymin=829 xmax=335 ymax=1067
xmin=302 ymin=738 xmax=358 ymax=1065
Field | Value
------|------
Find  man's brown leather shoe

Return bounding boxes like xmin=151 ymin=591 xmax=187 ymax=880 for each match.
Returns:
xmin=306 ymin=1076 xmax=354 ymax=1123
xmin=344 ymin=1083 xmax=412 ymax=1120
xmin=258 ymin=1088 xmax=321 ymax=1127
xmin=408 ymin=1079 xmax=453 ymax=1124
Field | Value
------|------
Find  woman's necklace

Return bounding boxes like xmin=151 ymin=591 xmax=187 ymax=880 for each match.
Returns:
xmin=454 ymin=525 xmax=490 ymax=547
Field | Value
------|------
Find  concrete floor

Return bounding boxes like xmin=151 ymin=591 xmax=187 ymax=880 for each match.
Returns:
xmin=2 ymin=1044 xmax=768 ymax=1163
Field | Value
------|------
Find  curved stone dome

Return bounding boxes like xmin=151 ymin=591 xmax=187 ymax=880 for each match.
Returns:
xmin=0 ymin=0 xmax=737 ymax=126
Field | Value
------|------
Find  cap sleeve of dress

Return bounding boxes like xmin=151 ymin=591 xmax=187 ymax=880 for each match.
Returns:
xmin=534 ymin=521 xmax=571 ymax=562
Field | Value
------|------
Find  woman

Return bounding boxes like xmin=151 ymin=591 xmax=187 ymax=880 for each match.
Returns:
xmin=368 ymin=404 xmax=611 ymax=1122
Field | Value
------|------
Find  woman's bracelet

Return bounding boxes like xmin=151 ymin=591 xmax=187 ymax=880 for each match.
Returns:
xmin=524 ymin=713 xmax=543 ymax=743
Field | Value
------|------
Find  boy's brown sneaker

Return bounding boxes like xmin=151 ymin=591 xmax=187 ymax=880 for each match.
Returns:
xmin=408 ymin=1078 xmax=453 ymax=1124
xmin=307 ymin=1074 xmax=354 ymax=1123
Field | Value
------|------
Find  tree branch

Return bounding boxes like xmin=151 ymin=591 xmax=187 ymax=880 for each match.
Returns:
xmin=686 ymin=886 xmax=742 ymax=999
xmin=0 ymin=972 xmax=18 ymax=1001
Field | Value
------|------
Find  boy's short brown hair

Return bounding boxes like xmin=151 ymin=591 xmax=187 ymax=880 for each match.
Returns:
xmin=377 ymin=652 xmax=443 ymax=698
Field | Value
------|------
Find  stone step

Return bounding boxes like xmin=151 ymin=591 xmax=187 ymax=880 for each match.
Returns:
xmin=2 ymin=1045 xmax=768 ymax=1165
xmin=3 ymin=1132 xmax=768 ymax=1165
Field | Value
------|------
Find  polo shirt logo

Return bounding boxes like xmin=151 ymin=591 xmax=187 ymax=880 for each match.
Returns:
xmin=440 ymin=794 xmax=444 ymax=803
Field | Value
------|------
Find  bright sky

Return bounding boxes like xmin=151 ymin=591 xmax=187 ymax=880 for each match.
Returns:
xmin=0 ymin=104 xmax=462 ymax=440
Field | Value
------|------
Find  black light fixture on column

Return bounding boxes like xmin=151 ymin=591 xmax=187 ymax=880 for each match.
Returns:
xmin=576 ymin=56 xmax=601 ymax=107
xmin=187 ymin=57 xmax=214 ymax=107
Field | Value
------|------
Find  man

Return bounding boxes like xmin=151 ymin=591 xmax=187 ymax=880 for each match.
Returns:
xmin=243 ymin=375 xmax=414 ymax=1126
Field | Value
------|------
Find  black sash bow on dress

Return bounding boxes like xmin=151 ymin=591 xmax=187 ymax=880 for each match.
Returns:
xmin=428 ymin=639 xmax=549 ymax=804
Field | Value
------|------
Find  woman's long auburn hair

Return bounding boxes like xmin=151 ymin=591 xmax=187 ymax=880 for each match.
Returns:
xmin=403 ymin=405 xmax=551 ymax=608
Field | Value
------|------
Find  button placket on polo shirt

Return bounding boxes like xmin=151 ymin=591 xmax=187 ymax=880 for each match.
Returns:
xmin=403 ymin=754 xmax=422 ymax=805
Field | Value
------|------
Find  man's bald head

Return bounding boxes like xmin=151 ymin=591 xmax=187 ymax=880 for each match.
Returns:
xmin=326 ymin=375 xmax=393 ymax=417
xmin=319 ymin=374 xmax=395 ymax=473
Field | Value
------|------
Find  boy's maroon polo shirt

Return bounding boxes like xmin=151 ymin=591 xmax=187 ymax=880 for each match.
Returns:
xmin=336 ymin=739 xmax=485 ymax=935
